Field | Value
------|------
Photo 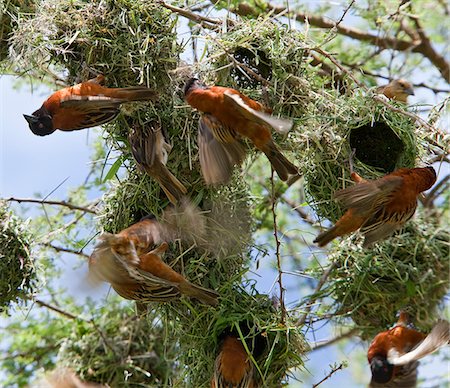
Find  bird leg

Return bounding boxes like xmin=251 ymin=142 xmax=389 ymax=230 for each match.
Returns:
xmin=348 ymin=148 xmax=366 ymax=184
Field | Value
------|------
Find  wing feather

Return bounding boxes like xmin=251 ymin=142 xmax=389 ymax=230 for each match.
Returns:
xmin=223 ymin=91 xmax=293 ymax=134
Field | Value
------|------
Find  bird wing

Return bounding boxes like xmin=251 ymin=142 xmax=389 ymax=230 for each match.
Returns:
xmin=387 ymin=320 xmax=450 ymax=366
xmin=334 ymin=176 xmax=403 ymax=215
xmin=198 ymin=114 xmax=246 ymax=185
xmin=129 ymin=125 xmax=160 ymax=168
xmin=223 ymin=90 xmax=293 ymax=134
xmin=57 ymin=96 xmax=121 ymax=130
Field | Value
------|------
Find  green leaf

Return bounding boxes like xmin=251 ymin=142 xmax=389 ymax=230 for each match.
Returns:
xmin=103 ymin=156 xmax=124 ymax=182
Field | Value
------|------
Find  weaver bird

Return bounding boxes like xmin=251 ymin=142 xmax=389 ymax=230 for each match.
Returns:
xmin=129 ymin=123 xmax=187 ymax=204
xmin=24 ymin=75 xmax=156 ymax=136
xmin=184 ymin=78 xmax=297 ymax=184
xmin=89 ymin=216 xmax=218 ymax=306
xmin=375 ymin=79 xmax=414 ymax=103
xmin=368 ymin=312 xmax=450 ymax=387
xmin=314 ymin=156 xmax=436 ymax=247
xmin=211 ymin=334 xmax=256 ymax=388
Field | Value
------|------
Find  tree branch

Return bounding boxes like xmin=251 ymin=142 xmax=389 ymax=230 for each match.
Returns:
xmin=310 ymin=328 xmax=358 ymax=352
xmin=312 ymin=362 xmax=345 ymax=387
xmin=228 ymin=2 xmax=449 ymax=82
xmin=42 ymin=243 xmax=89 ymax=258
xmin=5 ymin=197 xmax=98 ymax=214
xmin=271 ymin=170 xmax=286 ymax=325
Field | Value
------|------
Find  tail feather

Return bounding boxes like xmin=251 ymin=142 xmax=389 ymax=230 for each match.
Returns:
xmin=261 ymin=141 xmax=298 ymax=181
xmin=313 ymin=226 xmax=339 ymax=247
xmin=179 ymin=281 xmax=219 ymax=306
xmin=150 ymin=164 xmax=187 ymax=204
xmin=110 ymin=87 xmax=157 ymax=102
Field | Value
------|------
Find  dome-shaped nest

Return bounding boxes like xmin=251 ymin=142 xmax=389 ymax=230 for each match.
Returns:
xmin=299 ymin=97 xmax=418 ymax=222
xmin=57 ymin=301 xmax=177 ymax=386
xmin=10 ymin=0 xmax=177 ymax=89
xmin=322 ymin=211 xmax=449 ymax=338
xmin=0 ymin=201 xmax=36 ymax=315
xmin=162 ymin=285 xmax=307 ymax=387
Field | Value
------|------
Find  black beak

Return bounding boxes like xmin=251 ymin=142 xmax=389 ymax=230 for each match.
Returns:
xmin=23 ymin=114 xmax=39 ymax=125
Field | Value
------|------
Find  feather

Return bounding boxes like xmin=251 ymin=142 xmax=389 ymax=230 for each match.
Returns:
xmin=388 ymin=320 xmax=450 ymax=366
xmin=223 ymin=91 xmax=293 ymax=134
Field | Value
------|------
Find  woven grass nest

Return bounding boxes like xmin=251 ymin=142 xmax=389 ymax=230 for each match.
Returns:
xmin=57 ymin=301 xmax=178 ymax=386
xmin=321 ymin=211 xmax=449 ymax=338
xmin=203 ymin=19 xmax=420 ymax=223
xmin=161 ymin=285 xmax=307 ymax=387
xmin=0 ymin=201 xmax=36 ymax=315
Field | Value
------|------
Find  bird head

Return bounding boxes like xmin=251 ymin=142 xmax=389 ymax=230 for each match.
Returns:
xmin=23 ymin=106 xmax=55 ymax=136
xmin=183 ymin=77 xmax=206 ymax=96
xmin=370 ymin=355 xmax=394 ymax=383
xmin=391 ymin=79 xmax=415 ymax=101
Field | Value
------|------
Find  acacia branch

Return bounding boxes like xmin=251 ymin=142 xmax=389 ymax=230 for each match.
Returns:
xmin=228 ymin=2 xmax=449 ymax=82
xmin=280 ymin=196 xmax=316 ymax=225
xmin=43 ymin=243 xmax=89 ymax=258
xmin=271 ymin=170 xmax=286 ymax=325
xmin=312 ymin=363 xmax=345 ymax=387
xmin=34 ymin=299 xmax=79 ymax=320
xmin=159 ymin=0 xmax=227 ymax=29
xmin=310 ymin=328 xmax=358 ymax=352
xmin=5 ymin=197 xmax=98 ymax=214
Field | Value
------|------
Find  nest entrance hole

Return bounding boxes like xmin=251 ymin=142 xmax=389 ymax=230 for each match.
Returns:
xmin=231 ymin=46 xmax=272 ymax=88
xmin=349 ymin=121 xmax=405 ymax=172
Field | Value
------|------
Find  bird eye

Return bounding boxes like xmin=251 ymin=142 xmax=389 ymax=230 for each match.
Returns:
xmin=39 ymin=123 xmax=44 ymax=128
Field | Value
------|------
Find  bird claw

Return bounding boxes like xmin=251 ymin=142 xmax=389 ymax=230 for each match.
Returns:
xmin=348 ymin=148 xmax=356 ymax=174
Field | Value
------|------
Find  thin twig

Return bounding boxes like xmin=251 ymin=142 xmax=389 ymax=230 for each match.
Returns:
xmin=34 ymin=299 xmax=79 ymax=320
xmin=312 ymin=363 xmax=345 ymax=387
xmin=42 ymin=243 xmax=89 ymax=258
xmin=271 ymin=169 xmax=286 ymax=325
xmin=310 ymin=328 xmax=358 ymax=352
xmin=5 ymin=197 xmax=97 ymax=214
xmin=159 ymin=1 xmax=226 ymax=29
xmin=280 ymin=196 xmax=316 ymax=226
xmin=34 ymin=298 xmax=116 ymax=353
xmin=335 ymin=0 xmax=356 ymax=27
xmin=297 ymin=261 xmax=338 ymax=326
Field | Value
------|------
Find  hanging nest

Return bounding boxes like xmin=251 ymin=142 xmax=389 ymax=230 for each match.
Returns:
xmin=10 ymin=0 xmax=177 ymax=89
xmin=161 ymin=284 xmax=307 ymax=387
xmin=321 ymin=211 xmax=449 ymax=338
xmin=0 ymin=0 xmax=35 ymax=63
xmin=298 ymin=96 xmax=418 ymax=222
xmin=57 ymin=301 xmax=178 ymax=386
xmin=0 ymin=201 xmax=36 ymax=315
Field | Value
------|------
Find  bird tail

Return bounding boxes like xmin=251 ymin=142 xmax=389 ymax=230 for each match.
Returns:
xmin=313 ymin=226 xmax=339 ymax=247
xmin=261 ymin=140 xmax=298 ymax=181
xmin=108 ymin=86 xmax=157 ymax=102
xmin=148 ymin=165 xmax=187 ymax=205
xmin=179 ymin=281 xmax=219 ymax=306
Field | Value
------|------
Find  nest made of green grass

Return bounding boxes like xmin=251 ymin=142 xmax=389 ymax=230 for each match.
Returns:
xmin=161 ymin=284 xmax=307 ymax=387
xmin=10 ymin=0 xmax=177 ymax=88
xmin=321 ymin=211 xmax=449 ymax=339
xmin=0 ymin=201 xmax=36 ymax=315
xmin=298 ymin=95 xmax=418 ymax=223
xmin=57 ymin=299 xmax=177 ymax=386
